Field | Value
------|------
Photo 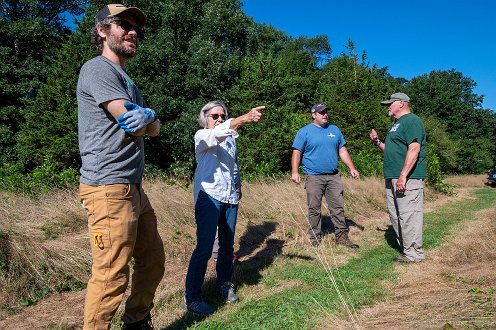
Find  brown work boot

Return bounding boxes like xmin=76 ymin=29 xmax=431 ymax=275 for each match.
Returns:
xmin=310 ymin=238 xmax=321 ymax=247
xmin=309 ymin=233 xmax=322 ymax=247
xmin=122 ymin=313 xmax=154 ymax=330
xmin=335 ymin=232 xmax=359 ymax=249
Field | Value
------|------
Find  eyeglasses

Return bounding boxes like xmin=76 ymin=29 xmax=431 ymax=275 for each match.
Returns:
xmin=113 ymin=19 xmax=142 ymax=35
xmin=209 ymin=114 xmax=226 ymax=120
xmin=316 ymin=110 xmax=328 ymax=115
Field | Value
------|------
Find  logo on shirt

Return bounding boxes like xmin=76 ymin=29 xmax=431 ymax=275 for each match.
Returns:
xmin=390 ymin=123 xmax=400 ymax=132
xmin=327 ymin=133 xmax=335 ymax=138
xmin=124 ymin=78 xmax=134 ymax=88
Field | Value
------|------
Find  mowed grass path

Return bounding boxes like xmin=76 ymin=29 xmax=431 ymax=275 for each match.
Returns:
xmin=178 ymin=189 xmax=496 ymax=330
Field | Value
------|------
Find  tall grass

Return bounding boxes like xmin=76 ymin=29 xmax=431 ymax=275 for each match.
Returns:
xmin=0 ymin=175 xmax=387 ymax=321
xmin=0 ymin=174 xmax=491 ymax=328
xmin=0 ymin=188 xmax=88 ymax=316
xmin=186 ymin=186 xmax=496 ymax=330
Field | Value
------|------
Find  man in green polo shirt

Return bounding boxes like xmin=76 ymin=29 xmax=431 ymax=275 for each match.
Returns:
xmin=369 ymin=92 xmax=426 ymax=263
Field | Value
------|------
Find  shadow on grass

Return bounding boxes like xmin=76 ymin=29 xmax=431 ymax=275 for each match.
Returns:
xmin=375 ymin=225 xmax=402 ymax=255
xmin=321 ymin=216 xmax=365 ymax=236
xmin=233 ymin=221 xmax=283 ymax=285
xmin=162 ymin=221 xmax=293 ymax=329
xmin=160 ymin=312 xmax=209 ymax=330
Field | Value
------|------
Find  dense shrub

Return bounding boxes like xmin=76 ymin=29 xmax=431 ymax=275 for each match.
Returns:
xmin=0 ymin=160 xmax=78 ymax=193
xmin=426 ymin=147 xmax=455 ymax=195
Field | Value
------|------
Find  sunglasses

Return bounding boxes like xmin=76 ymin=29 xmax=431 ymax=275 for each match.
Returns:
xmin=209 ymin=113 xmax=226 ymax=120
xmin=114 ymin=19 xmax=142 ymax=35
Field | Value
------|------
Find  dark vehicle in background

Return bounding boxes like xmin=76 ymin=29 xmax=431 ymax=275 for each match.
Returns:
xmin=487 ymin=169 xmax=496 ymax=187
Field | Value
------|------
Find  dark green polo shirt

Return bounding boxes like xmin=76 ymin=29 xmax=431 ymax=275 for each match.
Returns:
xmin=383 ymin=113 xmax=426 ymax=179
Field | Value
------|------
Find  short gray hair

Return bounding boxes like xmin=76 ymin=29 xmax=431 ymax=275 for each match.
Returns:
xmin=198 ymin=101 xmax=229 ymax=128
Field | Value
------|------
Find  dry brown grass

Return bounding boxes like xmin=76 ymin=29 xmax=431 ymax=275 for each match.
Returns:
xmin=0 ymin=188 xmax=89 ymax=317
xmin=0 ymin=174 xmax=488 ymax=329
xmin=0 ymin=175 xmax=391 ymax=328
xmin=444 ymin=174 xmax=488 ymax=188
xmin=147 ymin=175 xmax=391 ymax=328
xmin=325 ymin=191 xmax=496 ymax=330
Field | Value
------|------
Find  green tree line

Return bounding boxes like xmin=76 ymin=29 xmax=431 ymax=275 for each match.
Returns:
xmin=1 ymin=0 xmax=495 ymax=191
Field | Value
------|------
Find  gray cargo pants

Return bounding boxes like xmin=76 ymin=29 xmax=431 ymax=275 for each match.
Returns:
xmin=305 ymin=174 xmax=348 ymax=243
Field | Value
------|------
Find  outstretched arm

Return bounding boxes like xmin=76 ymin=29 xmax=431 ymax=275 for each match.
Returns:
xmin=229 ymin=106 xmax=266 ymax=130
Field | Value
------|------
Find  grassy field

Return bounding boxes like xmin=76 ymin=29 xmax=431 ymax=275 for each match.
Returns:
xmin=0 ymin=174 xmax=494 ymax=329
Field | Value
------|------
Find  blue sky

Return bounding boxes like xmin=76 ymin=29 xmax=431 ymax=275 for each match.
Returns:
xmin=242 ymin=0 xmax=495 ymax=111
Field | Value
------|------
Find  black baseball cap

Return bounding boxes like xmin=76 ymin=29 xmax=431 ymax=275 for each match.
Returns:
xmin=311 ymin=104 xmax=329 ymax=113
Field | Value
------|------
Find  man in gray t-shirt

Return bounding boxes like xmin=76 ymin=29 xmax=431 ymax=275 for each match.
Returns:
xmin=76 ymin=4 xmax=165 ymax=329
xmin=78 ymin=55 xmax=145 ymax=184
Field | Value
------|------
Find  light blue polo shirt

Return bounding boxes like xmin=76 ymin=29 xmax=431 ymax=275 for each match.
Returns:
xmin=292 ymin=123 xmax=345 ymax=175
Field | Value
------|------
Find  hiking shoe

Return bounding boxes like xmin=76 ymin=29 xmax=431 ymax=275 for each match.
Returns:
xmin=309 ymin=235 xmax=322 ymax=247
xmin=310 ymin=239 xmax=321 ymax=247
xmin=184 ymin=299 xmax=215 ymax=316
xmin=122 ymin=313 xmax=154 ymax=330
xmin=219 ymin=282 xmax=239 ymax=303
xmin=393 ymin=255 xmax=414 ymax=263
xmin=335 ymin=233 xmax=359 ymax=249
xmin=336 ymin=240 xmax=359 ymax=249
xmin=393 ymin=255 xmax=424 ymax=263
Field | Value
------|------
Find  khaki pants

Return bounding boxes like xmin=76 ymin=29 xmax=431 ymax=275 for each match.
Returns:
xmin=385 ymin=179 xmax=425 ymax=261
xmin=80 ymin=183 xmax=165 ymax=330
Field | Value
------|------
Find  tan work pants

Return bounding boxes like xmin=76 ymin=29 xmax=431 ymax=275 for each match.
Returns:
xmin=80 ymin=183 xmax=165 ymax=330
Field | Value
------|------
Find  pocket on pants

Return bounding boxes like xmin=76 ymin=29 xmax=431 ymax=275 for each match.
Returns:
xmin=81 ymin=184 xmax=138 ymax=254
xmin=104 ymin=184 xmax=135 ymax=225
xmin=80 ymin=185 xmax=96 ymax=228
xmin=406 ymin=179 xmax=424 ymax=190
xmin=104 ymin=184 xmax=132 ymax=199
xmin=89 ymin=229 xmax=112 ymax=270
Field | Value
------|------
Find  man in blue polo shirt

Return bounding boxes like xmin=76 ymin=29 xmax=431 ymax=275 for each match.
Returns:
xmin=292 ymin=104 xmax=360 ymax=247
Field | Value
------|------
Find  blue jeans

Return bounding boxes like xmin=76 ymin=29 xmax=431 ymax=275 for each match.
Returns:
xmin=185 ymin=190 xmax=238 ymax=303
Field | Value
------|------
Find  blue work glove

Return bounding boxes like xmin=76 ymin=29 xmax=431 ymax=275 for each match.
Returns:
xmin=117 ymin=101 xmax=157 ymax=133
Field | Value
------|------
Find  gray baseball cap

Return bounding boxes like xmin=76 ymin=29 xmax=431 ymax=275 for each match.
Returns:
xmin=380 ymin=92 xmax=410 ymax=105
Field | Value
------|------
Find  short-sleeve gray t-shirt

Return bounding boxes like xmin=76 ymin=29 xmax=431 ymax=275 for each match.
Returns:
xmin=77 ymin=56 xmax=145 ymax=185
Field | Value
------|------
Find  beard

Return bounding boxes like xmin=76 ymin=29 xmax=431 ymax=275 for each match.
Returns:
xmin=107 ymin=33 xmax=138 ymax=58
